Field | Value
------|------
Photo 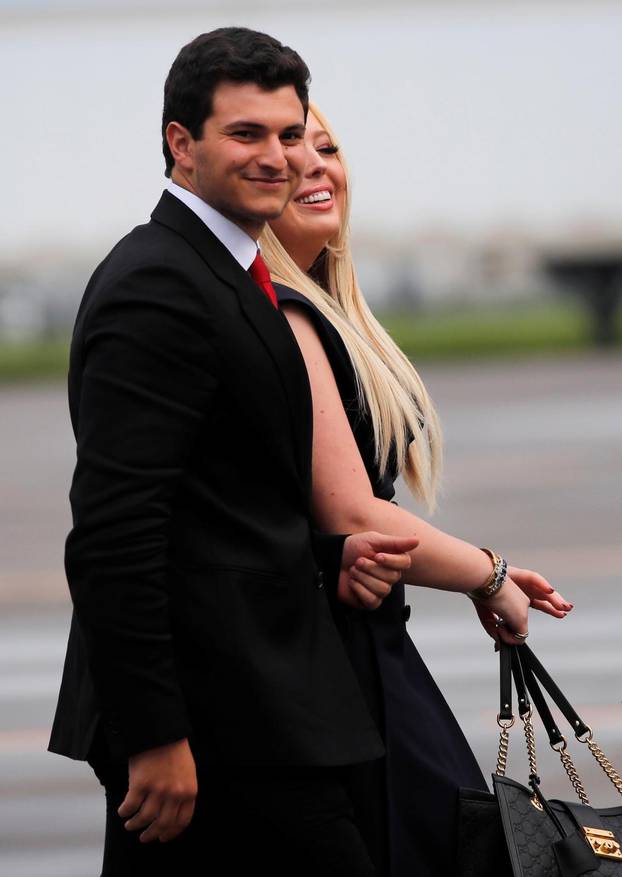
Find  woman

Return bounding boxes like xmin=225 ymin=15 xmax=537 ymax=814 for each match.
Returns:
xmin=259 ymin=106 xmax=573 ymax=876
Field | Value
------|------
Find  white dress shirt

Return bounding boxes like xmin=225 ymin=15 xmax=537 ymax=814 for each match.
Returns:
xmin=167 ymin=181 xmax=258 ymax=270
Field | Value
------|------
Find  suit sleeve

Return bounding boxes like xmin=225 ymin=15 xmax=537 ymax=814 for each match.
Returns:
xmin=311 ymin=531 xmax=347 ymax=599
xmin=65 ymin=264 xmax=219 ymax=757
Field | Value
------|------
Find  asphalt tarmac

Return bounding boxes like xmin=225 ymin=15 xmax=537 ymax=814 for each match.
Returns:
xmin=1 ymin=352 xmax=620 ymax=876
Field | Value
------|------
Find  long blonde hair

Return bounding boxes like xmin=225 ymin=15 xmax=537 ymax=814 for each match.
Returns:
xmin=260 ymin=104 xmax=442 ymax=511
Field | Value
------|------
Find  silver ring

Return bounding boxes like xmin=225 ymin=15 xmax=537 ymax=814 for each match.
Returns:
xmin=495 ymin=618 xmax=506 ymax=628
xmin=513 ymin=631 xmax=529 ymax=640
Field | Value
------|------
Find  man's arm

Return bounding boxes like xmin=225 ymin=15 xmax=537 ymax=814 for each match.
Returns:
xmin=66 ymin=263 xmax=219 ymax=757
xmin=310 ymin=531 xmax=346 ymax=592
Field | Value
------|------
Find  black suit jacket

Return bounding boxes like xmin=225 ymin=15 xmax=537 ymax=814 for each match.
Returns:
xmin=48 ymin=191 xmax=384 ymax=767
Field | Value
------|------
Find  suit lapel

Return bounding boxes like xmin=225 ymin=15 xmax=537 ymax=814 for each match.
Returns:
xmin=151 ymin=191 xmax=312 ymax=495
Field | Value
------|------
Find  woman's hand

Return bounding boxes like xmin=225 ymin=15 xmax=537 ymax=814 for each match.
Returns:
xmin=472 ymin=576 xmax=531 ymax=645
xmin=507 ymin=565 xmax=573 ymax=618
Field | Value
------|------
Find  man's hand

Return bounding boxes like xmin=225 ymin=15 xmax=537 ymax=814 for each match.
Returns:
xmin=339 ymin=532 xmax=418 ymax=609
xmin=117 ymin=737 xmax=198 ymax=843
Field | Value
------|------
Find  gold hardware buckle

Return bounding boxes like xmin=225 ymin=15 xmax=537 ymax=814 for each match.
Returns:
xmin=583 ymin=827 xmax=622 ymax=861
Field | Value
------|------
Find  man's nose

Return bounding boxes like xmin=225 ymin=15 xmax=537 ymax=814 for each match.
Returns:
xmin=258 ymin=135 xmax=288 ymax=171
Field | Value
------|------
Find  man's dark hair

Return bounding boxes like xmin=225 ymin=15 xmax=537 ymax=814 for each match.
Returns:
xmin=162 ymin=27 xmax=311 ymax=178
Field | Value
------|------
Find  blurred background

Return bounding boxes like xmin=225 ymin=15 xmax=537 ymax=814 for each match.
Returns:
xmin=1 ymin=1 xmax=621 ymax=874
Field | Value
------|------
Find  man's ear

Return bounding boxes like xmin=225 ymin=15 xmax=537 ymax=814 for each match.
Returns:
xmin=166 ymin=122 xmax=195 ymax=174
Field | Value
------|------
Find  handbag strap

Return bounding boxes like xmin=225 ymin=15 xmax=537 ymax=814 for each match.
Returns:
xmin=499 ymin=640 xmax=513 ymax=721
xmin=519 ymin=645 xmax=590 ymax=739
xmin=494 ymin=642 xmax=515 ymax=777
xmin=515 ymin=649 xmax=592 ymax=804
xmin=510 ymin=646 xmax=531 ymax=717
xmin=515 ymin=646 xmax=622 ymax=803
xmin=510 ymin=647 xmax=546 ymax=797
xmin=515 ymin=649 xmax=565 ymax=747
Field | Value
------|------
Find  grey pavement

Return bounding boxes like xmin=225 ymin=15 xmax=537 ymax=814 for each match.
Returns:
xmin=1 ymin=352 xmax=621 ymax=875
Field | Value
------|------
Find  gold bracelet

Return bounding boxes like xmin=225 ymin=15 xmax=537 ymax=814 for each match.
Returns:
xmin=467 ymin=548 xmax=507 ymax=601
xmin=478 ymin=548 xmax=499 ymax=590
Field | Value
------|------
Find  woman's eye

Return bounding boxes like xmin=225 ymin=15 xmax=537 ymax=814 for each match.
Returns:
xmin=317 ymin=144 xmax=339 ymax=155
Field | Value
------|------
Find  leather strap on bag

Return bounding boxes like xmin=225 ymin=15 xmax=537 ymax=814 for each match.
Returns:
xmin=510 ymin=647 xmax=531 ymax=718
xmin=499 ymin=641 xmax=513 ymax=722
xmin=515 ymin=650 xmax=565 ymax=747
xmin=520 ymin=645 xmax=591 ymax=739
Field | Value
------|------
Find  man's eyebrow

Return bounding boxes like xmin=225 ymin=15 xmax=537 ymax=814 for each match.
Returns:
xmin=223 ymin=121 xmax=266 ymax=130
xmin=222 ymin=120 xmax=306 ymax=133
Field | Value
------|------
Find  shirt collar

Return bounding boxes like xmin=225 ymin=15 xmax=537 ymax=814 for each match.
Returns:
xmin=167 ymin=181 xmax=257 ymax=270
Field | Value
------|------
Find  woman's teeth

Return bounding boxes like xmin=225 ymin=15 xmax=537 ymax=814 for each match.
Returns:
xmin=296 ymin=191 xmax=331 ymax=204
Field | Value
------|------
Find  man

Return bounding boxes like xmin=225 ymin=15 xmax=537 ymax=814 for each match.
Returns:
xmin=49 ymin=28 xmax=416 ymax=876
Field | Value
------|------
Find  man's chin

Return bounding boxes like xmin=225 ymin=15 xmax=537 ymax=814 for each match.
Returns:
xmin=218 ymin=198 xmax=291 ymax=233
xmin=248 ymin=199 xmax=291 ymax=222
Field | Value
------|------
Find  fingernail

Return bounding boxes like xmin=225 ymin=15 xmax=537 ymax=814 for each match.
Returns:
xmin=547 ymin=588 xmax=555 ymax=594
xmin=375 ymin=554 xmax=385 ymax=562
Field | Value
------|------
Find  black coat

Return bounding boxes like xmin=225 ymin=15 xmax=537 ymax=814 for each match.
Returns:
xmin=48 ymin=192 xmax=384 ymax=769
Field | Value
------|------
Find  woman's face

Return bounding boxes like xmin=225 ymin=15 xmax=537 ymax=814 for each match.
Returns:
xmin=269 ymin=111 xmax=347 ymax=271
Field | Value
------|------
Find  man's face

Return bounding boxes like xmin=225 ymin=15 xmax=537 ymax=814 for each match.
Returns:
xmin=173 ymin=81 xmax=307 ymax=238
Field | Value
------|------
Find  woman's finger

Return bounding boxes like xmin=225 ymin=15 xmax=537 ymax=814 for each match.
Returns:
xmin=546 ymin=590 xmax=573 ymax=611
xmin=530 ymin=598 xmax=567 ymax=618
xmin=497 ymin=626 xmax=529 ymax=646
xmin=507 ymin=566 xmax=553 ymax=597
xmin=509 ymin=568 xmax=574 ymax=613
xmin=472 ymin=603 xmax=500 ymax=641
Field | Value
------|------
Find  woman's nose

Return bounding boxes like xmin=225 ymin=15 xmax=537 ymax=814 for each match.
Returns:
xmin=304 ymin=146 xmax=327 ymax=178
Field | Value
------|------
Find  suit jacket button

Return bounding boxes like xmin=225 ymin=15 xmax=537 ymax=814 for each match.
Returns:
xmin=316 ymin=571 xmax=324 ymax=589
xmin=402 ymin=604 xmax=411 ymax=622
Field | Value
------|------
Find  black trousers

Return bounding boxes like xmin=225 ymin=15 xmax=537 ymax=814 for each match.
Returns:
xmin=89 ymin=751 xmax=379 ymax=877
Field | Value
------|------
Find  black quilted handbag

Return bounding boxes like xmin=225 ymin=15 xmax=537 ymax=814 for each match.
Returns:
xmin=457 ymin=642 xmax=622 ymax=877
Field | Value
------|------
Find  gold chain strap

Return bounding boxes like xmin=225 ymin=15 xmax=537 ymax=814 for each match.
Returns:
xmin=496 ymin=716 xmax=514 ymax=777
xmin=521 ymin=709 xmax=543 ymax=809
xmin=494 ymin=652 xmax=622 ymax=807
xmin=552 ymin=738 xmax=591 ymax=805
xmin=578 ymin=728 xmax=622 ymax=797
xmin=522 ymin=711 xmax=539 ymax=778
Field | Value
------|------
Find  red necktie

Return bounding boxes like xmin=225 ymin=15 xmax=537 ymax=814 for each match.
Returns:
xmin=249 ymin=251 xmax=278 ymax=309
